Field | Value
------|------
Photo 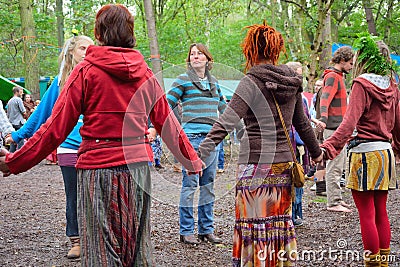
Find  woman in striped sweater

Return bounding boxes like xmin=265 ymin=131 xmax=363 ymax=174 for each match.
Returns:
xmin=167 ymin=43 xmax=226 ymax=245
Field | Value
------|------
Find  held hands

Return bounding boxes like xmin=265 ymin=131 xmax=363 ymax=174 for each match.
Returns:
xmin=0 ymin=148 xmax=11 ymax=177
xmin=5 ymin=133 xmax=15 ymax=145
xmin=147 ymin=128 xmax=157 ymax=143
xmin=315 ymin=120 xmax=326 ymax=133
xmin=187 ymin=160 xmax=206 ymax=177
xmin=312 ymin=149 xmax=324 ymax=165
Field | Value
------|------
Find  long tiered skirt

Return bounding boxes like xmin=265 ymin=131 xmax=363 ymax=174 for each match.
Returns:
xmin=233 ymin=163 xmax=297 ymax=267
xmin=78 ymin=163 xmax=154 ymax=267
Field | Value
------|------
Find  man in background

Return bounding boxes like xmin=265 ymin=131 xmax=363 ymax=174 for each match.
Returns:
xmin=317 ymin=46 xmax=354 ymax=213
xmin=7 ymin=86 xmax=26 ymax=152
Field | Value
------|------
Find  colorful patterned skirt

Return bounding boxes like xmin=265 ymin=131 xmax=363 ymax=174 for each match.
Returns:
xmin=233 ymin=163 xmax=296 ymax=267
xmin=347 ymin=149 xmax=397 ymax=191
xmin=77 ymin=163 xmax=154 ymax=267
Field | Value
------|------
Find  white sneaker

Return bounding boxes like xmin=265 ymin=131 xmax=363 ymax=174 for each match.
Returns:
xmin=310 ymin=183 xmax=316 ymax=191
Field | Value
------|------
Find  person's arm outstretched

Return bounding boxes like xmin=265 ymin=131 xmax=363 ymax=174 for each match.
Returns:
xmin=9 ymin=77 xmax=60 ymax=144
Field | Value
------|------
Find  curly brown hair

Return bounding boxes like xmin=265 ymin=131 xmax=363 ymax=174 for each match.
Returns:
xmin=241 ymin=21 xmax=286 ymax=72
xmin=330 ymin=46 xmax=354 ymax=64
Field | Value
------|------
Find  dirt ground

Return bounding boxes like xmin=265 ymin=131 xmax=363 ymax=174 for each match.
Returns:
xmin=1 ymin=145 xmax=400 ymax=267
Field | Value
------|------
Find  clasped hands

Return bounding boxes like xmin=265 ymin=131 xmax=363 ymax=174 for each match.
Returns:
xmin=311 ymin=149 xmax=325 ymax=165
xmin=4 ymin=133 xmax=15 ymax=146
xmin=0 ymin=148 xmax=11 ymax=177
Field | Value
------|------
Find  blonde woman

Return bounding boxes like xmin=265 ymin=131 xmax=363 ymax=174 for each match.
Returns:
xmin=7 ymin=35 xmax=94 ymax=259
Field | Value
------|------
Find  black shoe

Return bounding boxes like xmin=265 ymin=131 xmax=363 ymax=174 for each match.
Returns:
xmin=180 ymin=235 xmax=199 ymax=245
xmin=154 ymin=164 xmax=164 ymax=170
xmin=198 ymin=234 xmax=222 ymax=244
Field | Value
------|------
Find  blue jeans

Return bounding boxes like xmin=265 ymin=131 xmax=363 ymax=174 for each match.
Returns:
xmin=179 ymin=134 xmax=218 ymax=235
xmin=292 ymin=187 xmax=304 ymax=220
xmin=217 ymin=142 xmax=224 ymax=170
xmin=60 ymin=166 xmax=79 ymax=237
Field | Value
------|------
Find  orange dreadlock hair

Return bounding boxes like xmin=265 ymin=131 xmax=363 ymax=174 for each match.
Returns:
xmin=241 ymin=21 xmax=286 ymax=72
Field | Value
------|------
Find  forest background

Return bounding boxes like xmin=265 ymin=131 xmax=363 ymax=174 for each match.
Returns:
xmin=0 ymin=0 xmax=399 ymax=99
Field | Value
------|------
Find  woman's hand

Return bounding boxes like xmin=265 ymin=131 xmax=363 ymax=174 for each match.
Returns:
xmin=5 ymin=133 xmax=15 ymax=145
xmin=187 ymin=161 xmax=206 ymax=177
xmin=147 ymin=128 xmax=157 ymax=143
xmin=312 ymin=150 xmax=324 ymax=164
xmin=0 ymin=148 xmax=11 ymax=177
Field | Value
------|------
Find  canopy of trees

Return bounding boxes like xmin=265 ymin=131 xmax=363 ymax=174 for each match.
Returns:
xmin=1 ymin=0 xmax=399 ymax=94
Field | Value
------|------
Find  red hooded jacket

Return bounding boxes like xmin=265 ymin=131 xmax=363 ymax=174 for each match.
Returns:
xmin=319 ymin=68 xmax=348 ymax=129
xmin=6 ymin=46 xmax=202 ymax=173
xmin=321 ymin=74 xmax=400 ymax=159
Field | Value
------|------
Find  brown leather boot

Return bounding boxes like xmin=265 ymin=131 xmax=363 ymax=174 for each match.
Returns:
xmin=198 ymin=233 xmax=222 ymax=244
xmin=364 ymin=253 xmax=381 ymax=267
xmin=67 ymin=237 xmax=81 ymax=259
xmin=180 ymin=234 xmax=199 ymax=245
xmin=380 ymin=248 xmax=390 ymax=267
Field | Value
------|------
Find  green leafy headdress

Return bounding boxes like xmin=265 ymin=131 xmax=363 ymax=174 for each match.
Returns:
xmin=352 ymin=32 xmax=398 ymax=77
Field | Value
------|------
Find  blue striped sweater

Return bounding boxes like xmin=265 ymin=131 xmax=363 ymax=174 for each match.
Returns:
xmin=167 ymin=70 xmax=226 ymax=134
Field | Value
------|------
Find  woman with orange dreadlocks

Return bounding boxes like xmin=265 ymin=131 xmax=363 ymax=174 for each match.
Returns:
xmin=198 ymin=22 xmax=323 ymax=266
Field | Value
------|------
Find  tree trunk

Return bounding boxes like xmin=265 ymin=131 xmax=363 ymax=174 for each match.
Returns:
xmin=362 ymin=0 xmax=377 ymax=36
xmin=319 ymin=10 xmax=332 ymax=75
xmin=270 ymin=0 xmax=276 ymax=28
xmin=19 ymin=0 xmax=40 ymax=99
xmin=143 ymin=0 xmax=164 ymax=89
xmin=56 ymin=0 xmax=64 ymax=50
xmin=307 ymin=0 xmax=333 ymax=92
xmin=384 ymin=0 xmax=394 ymax=41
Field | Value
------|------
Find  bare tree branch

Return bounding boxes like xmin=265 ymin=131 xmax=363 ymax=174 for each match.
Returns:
xmin=281 ymin=0 xmax=314 ymax=20
xmin=336 ymin=1 xmax=359 ymax=23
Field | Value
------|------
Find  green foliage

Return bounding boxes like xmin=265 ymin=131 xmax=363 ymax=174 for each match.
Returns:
xmin=353 ymin=32 xmax=399 ymax=75
xmin=1 ymin=0 xmax=400 ymax=81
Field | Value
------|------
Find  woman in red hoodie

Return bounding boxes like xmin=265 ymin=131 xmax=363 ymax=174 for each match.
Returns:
xmin=321 ymin=34 xmax=400 ymax=267
xmin=0 ymin=4 xmax=202 ymax=267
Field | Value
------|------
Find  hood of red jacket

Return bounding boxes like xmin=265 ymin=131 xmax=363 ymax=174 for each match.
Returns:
xmin=353 ymin=76 xmax=397 ymax=111
xmin=84 ymin=45 xmax=149 ymax=82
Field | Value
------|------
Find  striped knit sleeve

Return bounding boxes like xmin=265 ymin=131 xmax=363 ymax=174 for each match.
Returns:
xmin=166 ymin=76 xmax=185 ymax=109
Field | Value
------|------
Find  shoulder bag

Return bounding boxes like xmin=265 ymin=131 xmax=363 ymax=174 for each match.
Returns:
xmin=271 ymin=91 xmax=305 ymax=188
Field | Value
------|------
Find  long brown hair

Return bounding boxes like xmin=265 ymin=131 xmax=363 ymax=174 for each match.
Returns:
xmin=241 ymin=21 xmax=286 ymax=72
